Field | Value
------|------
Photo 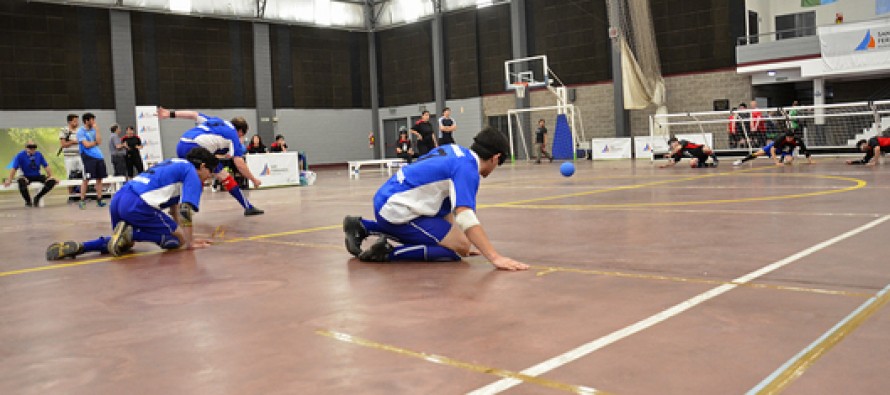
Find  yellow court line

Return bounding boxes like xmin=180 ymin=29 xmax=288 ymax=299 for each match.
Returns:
xmin=0 ymin=225 xmax=341 ymax=279
xmin=316 ymin=329 xmax=607 ymax=395
xmin=489 ymin=167 xmax=764 ymax=207
xmin=530 ymin=265 xmax=873 ymax=299
xmin=498 ymin=174 xmax=866 ymax=209
xmin=750 ymin=283 xmax=890 ymax=394
xmin=251 ymin=238 xmax=343 ymax=250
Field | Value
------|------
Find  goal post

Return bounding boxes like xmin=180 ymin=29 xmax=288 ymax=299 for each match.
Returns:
xmin=649 ymin=99 xmax=890 ymax=159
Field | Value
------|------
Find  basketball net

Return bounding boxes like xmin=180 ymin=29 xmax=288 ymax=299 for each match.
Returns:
xmin=512 ymin=82 xmax=528 ymax=99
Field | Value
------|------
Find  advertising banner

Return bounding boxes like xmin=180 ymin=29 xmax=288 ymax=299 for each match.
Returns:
xmin=591 ymin=138 xmax=632 ymax=160
xmin=135 ymin=106 xmax=163 ymax=166
xmin=820 ymin=19 xmax=890 ymax=71
xmin=245 ymin=153 xmax=300 ymax=188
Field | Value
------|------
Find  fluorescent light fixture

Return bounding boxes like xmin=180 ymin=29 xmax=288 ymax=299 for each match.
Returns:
xmin=477 ymin=0 xmax=494 ymax=8
xmin=169 ymin=0 xmax=190 ymax=13
xmin=315 ymin=0 xmax=332 ymax=26
xmin=767 ymin=70 xmax=777 ymax=77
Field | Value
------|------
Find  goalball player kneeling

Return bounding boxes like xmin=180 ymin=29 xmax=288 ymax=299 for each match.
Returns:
xmin=343 ymin=127 xmax=529 ymax=271
xmin=45 ymin=148 xmax=219 ymax=260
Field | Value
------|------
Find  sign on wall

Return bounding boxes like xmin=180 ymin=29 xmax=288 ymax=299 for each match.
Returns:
xmin=634 ymin=136 xmax=671 ymax=159
xmin=135 ymin=106 xmax=163 ymax=166
xmin=820 ymin=18 xmax=890 ymax=71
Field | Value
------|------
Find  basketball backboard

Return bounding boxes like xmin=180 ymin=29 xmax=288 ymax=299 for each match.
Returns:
xmin=504 ymin=55 xmax=549 ymax=91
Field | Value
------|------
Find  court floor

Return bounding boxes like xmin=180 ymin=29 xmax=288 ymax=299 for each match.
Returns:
xmin=1 ymin=158 xmax=889 ymax=395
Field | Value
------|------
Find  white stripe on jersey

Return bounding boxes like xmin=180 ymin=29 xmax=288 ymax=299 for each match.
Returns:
xmin=138 ymin=183 xmax=182 ymax=209
xmin=379 ymin=179 xmax=455 ymax=224
xmin=191 ymin=133 xmax=234 ymax=156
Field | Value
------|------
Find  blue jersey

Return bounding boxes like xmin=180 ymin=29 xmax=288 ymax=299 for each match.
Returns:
xmin=374 ymin=144 xmax=480 ymax=224
xmin=12 ymin=150 xmax=48 ymax=177
xmin=125 ymin=158 xmax=204 ymax=210
xmin=77 ymin=127 xmax=104 ymax=159
xmin=179 ymin=113 xmax=245 ymax=157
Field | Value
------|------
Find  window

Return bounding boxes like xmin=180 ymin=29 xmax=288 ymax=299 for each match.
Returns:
xmin=776 ymin=12 xmax=816 ymax=40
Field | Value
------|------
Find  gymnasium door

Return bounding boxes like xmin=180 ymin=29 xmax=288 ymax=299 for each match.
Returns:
xmin=383 ymin=118 xmax=409 ymax=159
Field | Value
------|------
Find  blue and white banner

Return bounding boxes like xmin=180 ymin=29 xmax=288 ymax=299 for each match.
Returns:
xmin=591 ymin=138 xmax=632 ymax=160
xmin=820 ymin=19 xmax=890 ymax=71
xmin=135 ymin=106 xmax=163 ymax=166
xmin=634 ymin=136 xmax=671 ymax=159
xmin=245 ymin=152 xmax=301 ymax=188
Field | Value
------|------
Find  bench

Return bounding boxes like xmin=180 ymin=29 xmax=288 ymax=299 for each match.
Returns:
xmin=1 ymin=176 xmax=128 ymax=206
xmin=347 ymin=158 xmax=406 ymax=179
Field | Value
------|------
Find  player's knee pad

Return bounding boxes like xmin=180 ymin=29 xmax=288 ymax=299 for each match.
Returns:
xmin=221 ymin=174 xmax=238 ymax=191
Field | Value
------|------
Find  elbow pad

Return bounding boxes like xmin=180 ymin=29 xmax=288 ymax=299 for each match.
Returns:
xmin=179 ymin=203 xmax=196 ymax=227
xmin=455 ymin=209 xmax=481 ymax=232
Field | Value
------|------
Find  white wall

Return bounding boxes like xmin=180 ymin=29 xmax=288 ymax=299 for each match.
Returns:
xmin=274 ymin=108 xmax=373 ymax=164
xmin=748 ymin=0 xmax=879 ymax=36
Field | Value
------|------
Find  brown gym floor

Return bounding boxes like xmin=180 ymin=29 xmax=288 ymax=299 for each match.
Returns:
xmin=2 ymin=159 xmax=889 ymax=395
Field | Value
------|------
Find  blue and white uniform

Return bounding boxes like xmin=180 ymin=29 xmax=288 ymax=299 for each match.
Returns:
xmin=175 ymin=114 xmax=245 ymax=171
xmin=109 ymin=158 xmax=203 ymax=249
xmin=368 ymin=144 xmax=480 ymax=245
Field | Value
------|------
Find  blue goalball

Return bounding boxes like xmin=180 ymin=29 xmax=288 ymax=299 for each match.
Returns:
xmin=560 ymin=162 xmax=575 ymax=177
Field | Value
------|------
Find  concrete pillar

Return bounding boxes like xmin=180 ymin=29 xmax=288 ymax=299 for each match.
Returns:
xmin=109 ymin=10 xmax=136 ymax=130
xmin=253 ymin=23 xmax=275 ymax=143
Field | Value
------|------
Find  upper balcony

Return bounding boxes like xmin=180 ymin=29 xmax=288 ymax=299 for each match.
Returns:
xmin=736 ymin=26 xmax=821 ymax=66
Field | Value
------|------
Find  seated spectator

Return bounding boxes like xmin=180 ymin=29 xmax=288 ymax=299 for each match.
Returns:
xmin=270 ymin=134 xmax=288 ymax=153
xmin=4 ymin=140 xmax=57 ymax=207
xmin=246 ymin=134 xmax=267 ymax=154
xmin=395 ymin=127 xmax=418 ymax=164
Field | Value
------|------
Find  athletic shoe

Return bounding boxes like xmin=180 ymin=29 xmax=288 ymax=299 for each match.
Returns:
xmin=343 ymin=216 xmax=369 ymax=257
xmin=733 ymin=160 xmax=743 ymax=166
xmin=32 ymin=196 xmax=41 ymax=207
xmin=97 ymin=200 xmax=107 ymax=208
xmin=108 ymin=222 xmax=134 ymax=257
xmin=46 ymin=241 xmax=83 ymax=261
xmin=244 ymin=206 xmax=265 ymax=216
xmin=358 ymin=236 xmax=393 ymax=262
xmin=25 ymin=200 xmax=33 ymax=207
xmin=78 ymin=201 xmax=86 ymax=210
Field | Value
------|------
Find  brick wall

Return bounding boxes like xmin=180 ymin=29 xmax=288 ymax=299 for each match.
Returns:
xmin=483 ymin=69 xmax=751 ymax=139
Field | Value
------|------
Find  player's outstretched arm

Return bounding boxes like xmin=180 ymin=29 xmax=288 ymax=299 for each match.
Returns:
xmin=231 ymin=156 xmax=262 ymax=187
xmin=454 ymin=208 xmax=528 ymax=271
xmin=464 ymin=225 xmax=528 ymax=271
xmin=157 ymin=107 xmax=200 ymax=121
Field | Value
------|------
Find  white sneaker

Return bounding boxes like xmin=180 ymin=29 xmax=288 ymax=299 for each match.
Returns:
xmin=733 ymin=160 xmax=743 ymax=166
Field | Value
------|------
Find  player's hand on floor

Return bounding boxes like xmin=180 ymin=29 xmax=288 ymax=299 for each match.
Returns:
xmin=491 ymin=256 xmax=529 ymax=271
xmin=191 ymin=239 xmax=213 ymax=249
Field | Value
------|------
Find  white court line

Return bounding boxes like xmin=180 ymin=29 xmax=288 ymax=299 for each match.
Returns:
xmin=468 ymin=214 xmax=890 ymax=395
xmin=746 ymin=281 xmax=890 ymax=394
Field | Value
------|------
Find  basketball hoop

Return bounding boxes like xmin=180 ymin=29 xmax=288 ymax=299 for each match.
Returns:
xmin=512 ymin=82 xmax=528 ymax=99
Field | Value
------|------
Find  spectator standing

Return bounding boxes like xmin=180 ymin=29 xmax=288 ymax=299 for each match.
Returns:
xmin=59 ymin=114 xmax=83 ymax=192
xmin=4 ymin=140 xmax=56 ymax=207
xmin=76 ymin=113 xmax=107 ymax=209
xmin=533 ymin=119 xmax=553 ymax=164
xmin=410 ymin=110 xmax=437 ymax=156
xmin=438 ymin=107 xmax=456 ymax=145
xmin=122 ymin=126 xmax=144 ymax=178
xmin=749 ymin=100 xmax=766 ymax=147
xmin=109 ymin=124 xmax=128 ymax=177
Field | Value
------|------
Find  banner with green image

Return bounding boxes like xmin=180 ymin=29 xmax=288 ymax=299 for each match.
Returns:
xmin=1 ymin=127 xmax=68 ymax=182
